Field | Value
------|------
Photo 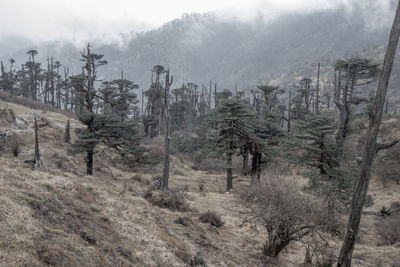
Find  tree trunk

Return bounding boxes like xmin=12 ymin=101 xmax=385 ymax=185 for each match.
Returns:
xmin=242 ymin=147 xmax=249 ymax=176
xmin=263 ymin=228 xmax=292 ymax=257
xmin=33 ymin=115 xmax=42 ymax=169
xmin=162 ymin=69 xmax=172 ymax=190
xmin=65 ymin=119 xmax=71 ymax=144
xmin=87 ymin=150 xmax=93 ymax=175
xmin=226 ymin=151 xmax=233 ymax=192
xmin=316 ymin=62 xmax=320 ymax=114
xmin=337 ymin=2 xmax=400 ymax=266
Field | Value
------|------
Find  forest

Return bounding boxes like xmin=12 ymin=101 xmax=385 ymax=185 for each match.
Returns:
xmin=0 ymin=1 xmax=400 ymax=267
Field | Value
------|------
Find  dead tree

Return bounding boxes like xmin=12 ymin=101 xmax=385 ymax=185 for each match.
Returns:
xmin=315 ymin=62 xmax=321 ymax=114
xmin=25 ymin=115 xmax=42 ymax=169
xmin=337 ymin=2 xmax=400 ymax=266
xmin=65 ymin=119 xmax=71 ymax=144
xmin=162 ymin=68 xmax=173 ymax=190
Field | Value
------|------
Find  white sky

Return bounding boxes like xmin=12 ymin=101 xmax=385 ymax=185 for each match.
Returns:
xmin=0 ymin=0 xmax=361 ymax=44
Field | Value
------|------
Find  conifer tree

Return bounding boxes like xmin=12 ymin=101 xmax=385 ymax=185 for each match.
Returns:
xmin=212 ymin=99 xmax=257 ymax=191
xmin=69 ymin=43 xmax=107 ymax=175
xmin=334 ymin=57 xmax=379 ymax=155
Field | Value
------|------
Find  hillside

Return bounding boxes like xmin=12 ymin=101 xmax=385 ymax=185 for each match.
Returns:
xmin=0 ymin=97 xmax=400 ymax=266
xmin=2 ymin=1 xmax=400 ymax=102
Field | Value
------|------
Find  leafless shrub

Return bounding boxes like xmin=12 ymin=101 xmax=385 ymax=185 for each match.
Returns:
xmin=131 ymin=174 xmax=143 ymax=183
xmin=7 ymin=134 xmax=21 ymax=157
xmin=144 ymin=189 xmax=189 ymax=212
xmin=199 ymin=179 xmax=205 ymax=192
xmin=189 ymin=252 xmax=207 ymax=267
xmin=199 ymin=211 xmax=224 ymax=227
xmin=240 ymin=174 xmax=342 ymax=258
xmin=376 ymin=202 xmax=400 ymax=246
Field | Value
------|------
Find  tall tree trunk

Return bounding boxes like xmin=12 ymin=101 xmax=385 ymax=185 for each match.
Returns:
xmin=162 ymin=69 xmax=172 ymax=190
xmin=226 ymin=151 xmax=233 ymax=192
xmin=242 ymin=147 xmax=249 ymax=176
xmin=87 ymin=150 xmax=93 ymax=175
xmin=316 ymin=62 xmax=320 ymax=114
xmin=337 ymin=2 xmax=400 ymax=266
xmin=65 ymin=119 xmax=71 ymax=144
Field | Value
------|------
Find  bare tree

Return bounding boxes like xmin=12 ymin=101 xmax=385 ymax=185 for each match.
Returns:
xmin=65 ymin=119 xmax=71 ymax=144
xmin=162 ymin=68 xmax=173 ymax=190
xmin=337 ymin=2 xmax=400 ymax=266
xmin=26 ymin=115 xmax=42 ymax=169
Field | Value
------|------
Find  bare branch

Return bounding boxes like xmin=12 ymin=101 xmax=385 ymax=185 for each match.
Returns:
xmin=376 ymin=138 xmax=399 ymax=151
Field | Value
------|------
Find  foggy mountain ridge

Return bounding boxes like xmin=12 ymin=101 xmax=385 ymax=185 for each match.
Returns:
xmin=1 ymin=3 xmax=398 ymax=98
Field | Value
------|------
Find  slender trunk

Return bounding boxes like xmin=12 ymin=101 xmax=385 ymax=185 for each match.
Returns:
xmin=65 ymin=120 xmax=71 ymax=144
xmin=162 ymin=69 xmax=172 ymax=190
xmin=316 ymin=62 xmax=320 ymax=114
xmin=87 ymin=150 xmax=93 ymax=175
xmin=242 ymin=147 xmax=249 ymax=176
xmin=226 ymin=151 xmax=233 ymax=192
xmin=33 ymin=115 xmax=42 ymax=169
xmin=337 ymin=3 xmax=400 ymax=265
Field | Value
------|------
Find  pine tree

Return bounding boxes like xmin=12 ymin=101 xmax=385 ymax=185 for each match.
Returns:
xmin=211 ymin=99 xmax=257 ymax=191
xmin=69 ymin=43 xmax=107 ymax=175
xmin=284 ymin=113 xmax=338 ymax=176
xmin=334 ymin=57 xmax=379 ymax=155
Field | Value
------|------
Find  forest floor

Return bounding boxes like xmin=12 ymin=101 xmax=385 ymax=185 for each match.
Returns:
xmin=0 ymin=99 xmax=399 ymax=267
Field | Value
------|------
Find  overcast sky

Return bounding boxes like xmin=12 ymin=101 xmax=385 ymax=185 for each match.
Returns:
xmin=0 ymin=0 xmax=392 ymax=45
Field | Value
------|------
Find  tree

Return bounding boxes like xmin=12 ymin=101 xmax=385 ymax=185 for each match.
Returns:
xmin=70 ymin=43 xmax=107 ymax=175
xmin=212 ymin=99 xmax=256 ymax=191
xmin=25 ymin=115 xmax=42 ymax=169
xmin=143 ymin=66 xmax=164 ymax=137
xmin=162 ymin=68 xmax=173 ymax=190
xmin=284 ymin=113 xmax=338 ymax=176
xmin=334 ymin=57 xmax=379 ymax=155
xmin=337 ymin=2 xmax=400 ymax=266
xmin=65 ymin=120 xmax=71 ymax=144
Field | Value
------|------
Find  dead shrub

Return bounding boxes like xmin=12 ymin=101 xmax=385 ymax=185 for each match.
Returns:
xmin=190 ymin=252 xmax=207 ymax=267
xmin=144 ymin=189 xmax=189 ymax=212
xmin=147 ymin=144 xmax=163 ymax=165
xmin=376 ymin=202 xmax=400 ymax=246
xmin=199 ymin=211 xmax=224 ymax=227
xmin=240 ymin=174 xmax=342 ymax=258
xmin=175 ymin=216 xmax=191 ymax=226
xmin=7 ymin=134 xmax=21 ymax=157
xmin=131 ymin=174 xmax=143 ymax=183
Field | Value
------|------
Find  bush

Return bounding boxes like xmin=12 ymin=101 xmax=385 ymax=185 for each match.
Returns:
xmin=131 ymin=175 xmax=143 ymax=183
xmin=376 ymin=202 xmax=400 ymax=246
xmin=144 ymin=189 xmax=189 ymax=212
xmin=7 ymin=134 xmax=21 ymax=157
xmin=240 ymin=174 xmax=342 ymax=258
xmin=190 ymin=252 xmax=207 ymax=267
xmin=199 ymin=211 xmax=224 ymax=227
xmin=147 ymin=144 xmax=163 ymax=165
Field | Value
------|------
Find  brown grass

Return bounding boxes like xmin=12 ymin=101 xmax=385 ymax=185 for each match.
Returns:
xmin=0 ymin=99 xmax=400 ymax=266
xmin=0 ymin=90 xmax=75 ymax=118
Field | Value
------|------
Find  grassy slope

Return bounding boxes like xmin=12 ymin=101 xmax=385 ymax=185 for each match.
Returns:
xmin=0 ymin=99 xmax=399 ymax=266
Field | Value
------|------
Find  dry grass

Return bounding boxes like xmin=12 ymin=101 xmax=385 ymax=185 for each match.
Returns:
xmin=0 ymin=99 xmax=400 ymax=266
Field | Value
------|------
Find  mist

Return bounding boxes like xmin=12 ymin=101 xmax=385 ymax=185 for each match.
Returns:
xmin=0 ymin=0 xmax=395 ymax=54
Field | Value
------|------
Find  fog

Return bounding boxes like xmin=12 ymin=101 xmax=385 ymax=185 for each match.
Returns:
xmin=0 ymin=0 xmax=395 ymax=50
